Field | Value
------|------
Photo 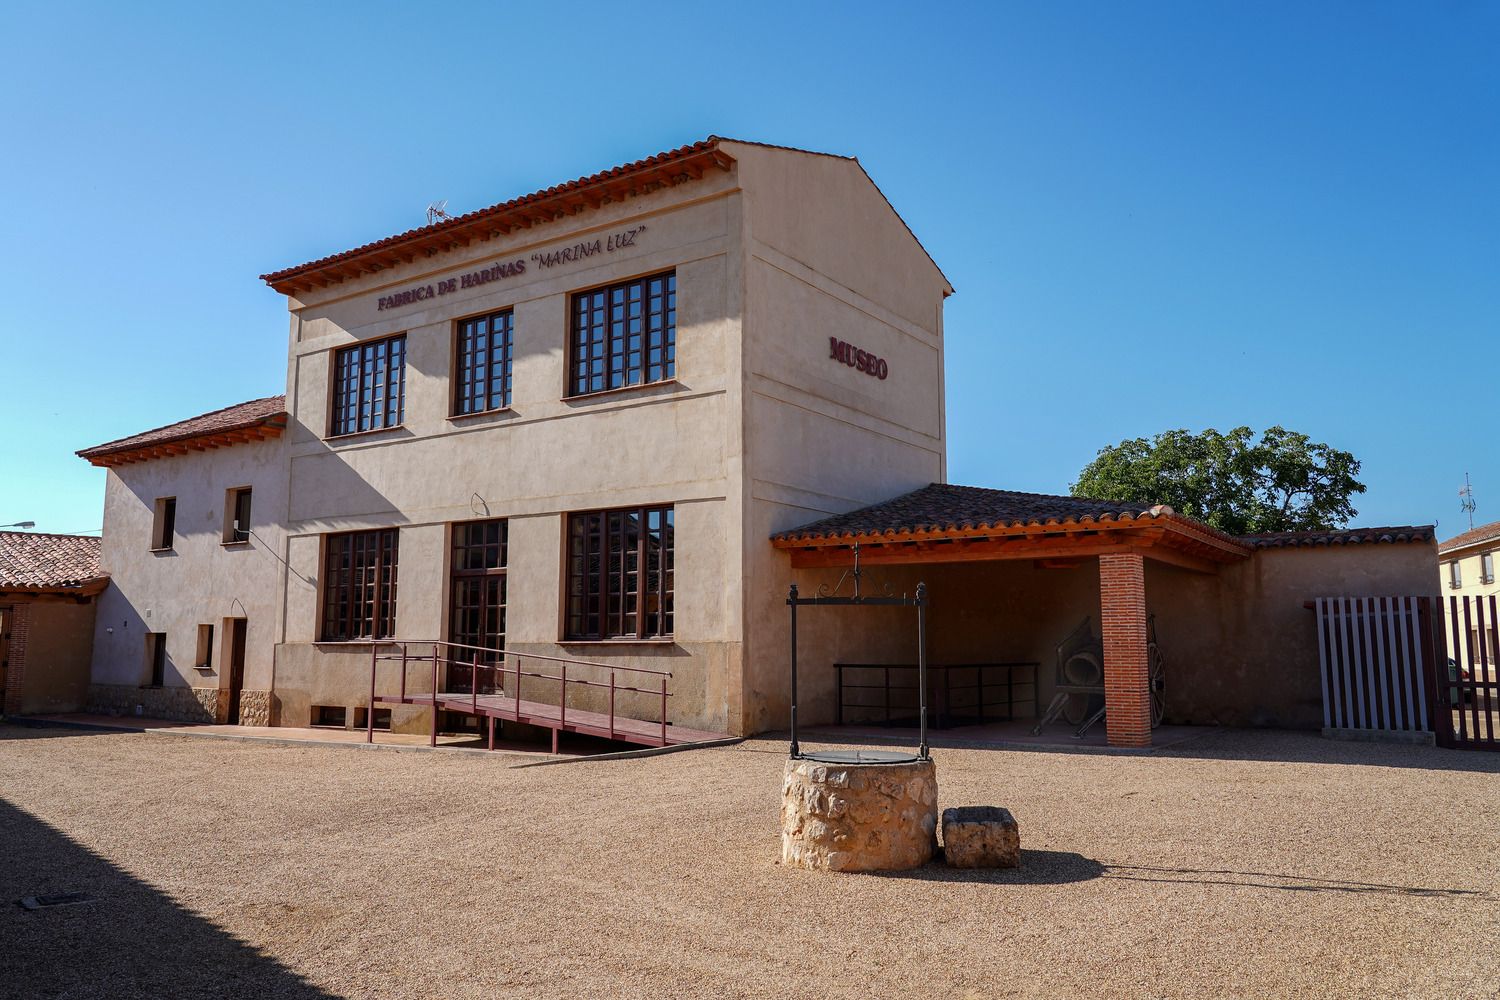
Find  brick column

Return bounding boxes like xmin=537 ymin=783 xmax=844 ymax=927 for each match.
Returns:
xmin=1099 ymin=553 xmax=1151 ymax=748
xmin=3 ymin=603 xmax=30 ymax=717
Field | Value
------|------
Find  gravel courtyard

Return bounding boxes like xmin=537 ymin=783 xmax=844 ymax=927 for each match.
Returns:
xmin=2 ymin=723 xmax=1497 ymax=999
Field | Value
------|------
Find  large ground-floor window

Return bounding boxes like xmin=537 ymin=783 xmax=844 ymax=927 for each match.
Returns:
xmin=566 ymin=505 xmax=674 ymax=641
xmin=321 ymin=528 xmax=399 ymax=641
xmin=449 ymin=520 xmax=507 ymax=688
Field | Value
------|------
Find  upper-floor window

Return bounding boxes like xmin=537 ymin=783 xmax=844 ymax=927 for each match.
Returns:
xmin=1450 ymin=561 xmax=1463 ymax=589
xmin=568 ymin=271 xmax=675 ymax=397
xmin=332 ymin=335 xmax=406 ymax=436
xmin=565 ymin=504 xmax=674 ymax=641
xmin=321 ymin=528 xmax=399 ymax=641
xmin=151 ymin=497 xmax=176 ymax=551
xmin=223 ymin=487 xmax=252 ymax=543
xmin=454 ymin=310 xmax=514 ymax=415
xmin=1482 ymin=553 xmax=1494 ymax=585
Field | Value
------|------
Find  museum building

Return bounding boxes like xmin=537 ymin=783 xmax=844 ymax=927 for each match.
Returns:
xmin=75 ymin=137 xmax=1439 ymax=749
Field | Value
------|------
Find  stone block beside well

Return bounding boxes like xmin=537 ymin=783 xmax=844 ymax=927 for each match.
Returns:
xmin=941 ymin=806 xmax=1020 ymax=868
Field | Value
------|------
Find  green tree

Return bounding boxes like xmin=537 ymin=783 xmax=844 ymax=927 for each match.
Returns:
xmin=1070 ymin=426 xmax=1366 ymax=535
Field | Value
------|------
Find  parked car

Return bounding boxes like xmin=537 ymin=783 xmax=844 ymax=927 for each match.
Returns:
xmin=1448 ymin=658 xmax=1473 ymax=705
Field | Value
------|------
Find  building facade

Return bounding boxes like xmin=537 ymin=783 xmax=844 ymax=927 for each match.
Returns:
xmin=1438 ymin=520 xmax=1500 ymax=662
xmin=80 ymin=137 xmax=951 ymax=736
xmin=76 ymin=136 xmax=1443 ymax=748
xmin=81 ymin=399 xmax=287 ymax=723
xmin=0 ymin=531 xmax=105 ymax=717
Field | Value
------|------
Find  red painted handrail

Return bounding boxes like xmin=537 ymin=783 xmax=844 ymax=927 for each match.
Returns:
xmin=366 ymin=639 xmax=674 ymax=748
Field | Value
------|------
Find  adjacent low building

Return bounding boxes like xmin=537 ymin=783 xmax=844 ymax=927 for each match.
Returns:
xmin=1 ymin=532 xmax=105 ymax=716
xmin=1437 ymin=520 xmax=1500 ymax=662
xmin=75 ymin=136 xmax=1441 ymax=748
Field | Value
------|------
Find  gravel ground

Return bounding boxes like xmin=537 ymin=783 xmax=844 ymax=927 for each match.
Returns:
xmin=1 ymin=723 xmax=1497 ymax=1000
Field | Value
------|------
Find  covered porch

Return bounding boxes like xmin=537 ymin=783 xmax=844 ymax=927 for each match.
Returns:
xmin=771 ymin=485 xmax=1253 ymax=748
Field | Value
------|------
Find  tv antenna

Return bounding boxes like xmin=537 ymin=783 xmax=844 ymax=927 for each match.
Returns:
xmin=1460 ymin=472 xmax=1477 ymax=529
xmin=426 ymin=199 xmax=452 ymax=224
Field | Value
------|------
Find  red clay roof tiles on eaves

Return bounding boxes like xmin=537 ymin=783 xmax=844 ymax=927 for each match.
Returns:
xmin=259 ymin=139 xmax=733 ymax=294
xmin=1438 ymin=519 xmax=1500 ymax=555
xmin=0 ymin=532 xmax=103 ymax=592
xmin=258 ymin=135 xmax=952 ymax=296
xmin=1240 ymin=526 xmax=1436 ymax=549
xmin=769 ymin=483 xmax=1238 ymax=546
xmin=77 ymin=395 xmax=287 ymax=466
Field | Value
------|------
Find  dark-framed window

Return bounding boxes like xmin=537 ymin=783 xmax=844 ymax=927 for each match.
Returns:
xmin=331 ymin=335 xmax=406 ymax=436
xmin=566 ymin=505 xmax=674 ymax=640
xmin=449 ymin=520 xmax=507 ymax=688
xmin=224 ymin=487 xmax=252 ymax=543
xmin=320 ymin=529 xmax=399 ymax=641
xmin=454 ymin=310 xmax=514 ymax=415
xmin=151 ymin=497 xmax=176 ymax=550
xmin=568 ymin=271 xmax=676 ymax=397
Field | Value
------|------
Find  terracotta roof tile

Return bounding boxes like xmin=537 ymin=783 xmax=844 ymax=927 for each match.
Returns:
xmin=78 ymin=395 xmax=286 ymax=464
xmin=771 ymin=483 xmax=1180 ymax=543
xmin=0 ymin=532 xmax=103 ymax=591
xmin=260 ymin=139 xmax=730 ymax=292
xmin=259 ymin=135 xmax=950 ymax=295
xmin=1239 ymin=526 xmax=1436 ymax=549
xmin=1438 ymin=519 xmax=1500 ymax=555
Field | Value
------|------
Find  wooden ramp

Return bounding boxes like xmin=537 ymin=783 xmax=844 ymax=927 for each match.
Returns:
xmin=366 ymin=641 xmax=728 ymax=754
xmin=376 ymin=690 xmax=728 ymax=752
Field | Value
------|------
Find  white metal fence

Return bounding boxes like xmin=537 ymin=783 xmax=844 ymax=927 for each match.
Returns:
xmin=1313 ymin=596 xmax=1431 ymax=734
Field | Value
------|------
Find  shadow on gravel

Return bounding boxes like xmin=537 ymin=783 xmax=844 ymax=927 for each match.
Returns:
xmin=0 ymin=722 xmax=125 ymax=742
xmin=882 ymin=852 xmax=1484 ymax=898
xmin=0 ymin=799 xmax=341 ymax=999
xmin=877 ymin=849 xmax=1106 ymax=885
xmin=1159 ymin=729 xmax=1500 ymax=775
xmin=1098 ymin=863 xmax=1487 ymax=898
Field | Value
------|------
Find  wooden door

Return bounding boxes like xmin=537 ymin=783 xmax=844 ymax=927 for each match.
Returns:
xmin=0 ymin=607 xmax=10 ymax=714
xmin=227 ymin=619 xmax=247 ymax=725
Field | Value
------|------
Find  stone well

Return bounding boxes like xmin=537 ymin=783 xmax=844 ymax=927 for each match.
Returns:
xmin=781 ymin=754 xmax=938 ymax=872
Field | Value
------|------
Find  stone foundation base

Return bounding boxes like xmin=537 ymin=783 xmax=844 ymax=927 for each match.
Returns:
xmin=86 ymin=684 xmax=221 ymax=724
xmin=942 ymin=806 xmax=1020 ymax=868
xmin=781 ymin=758 xmax=938 ymax=872
xmin=237 ymin=690 xmax=271 ymax=727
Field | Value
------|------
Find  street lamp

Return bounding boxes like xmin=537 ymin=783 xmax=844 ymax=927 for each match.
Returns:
xmin=1 ymin=521 xmax=36 ymax=529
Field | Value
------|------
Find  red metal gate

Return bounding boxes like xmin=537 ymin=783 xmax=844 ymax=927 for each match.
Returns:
xmin=1438 ymin=595 xmax=1500 ymax=750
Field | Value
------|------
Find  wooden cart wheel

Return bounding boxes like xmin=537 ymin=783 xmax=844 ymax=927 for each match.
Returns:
xmin=1148 ymin=642 xmax=1166 ymax=728
xmin=1061 ymin=651 xmax=1103 ymax=725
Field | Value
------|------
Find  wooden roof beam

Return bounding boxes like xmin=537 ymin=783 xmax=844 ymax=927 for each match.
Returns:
xmin=788 ymin=535 xmax=1150 ymax=569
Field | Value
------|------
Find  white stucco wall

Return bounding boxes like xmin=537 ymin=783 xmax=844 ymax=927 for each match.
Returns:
xmin=91 ymin=436 xmax=287 ymax=706
xmin=85 ymin=141 xmax=953 ymax=736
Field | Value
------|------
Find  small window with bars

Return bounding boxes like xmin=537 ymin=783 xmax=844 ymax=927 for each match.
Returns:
xmin=454 ymin=310 xmax=515 ymax=415
xmin=320 ymin=528 xmax=400 ymax=641
xmin=568 ymin=271 xmax=676 ymax=397
xmin=566 ymin=505 xmax=674 ymax=641
xmin=331 ymin=335 xmax=406 ymax=436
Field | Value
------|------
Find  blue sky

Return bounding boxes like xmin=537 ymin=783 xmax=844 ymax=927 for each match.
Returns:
xmin=1 ymin=1 xmax=1494 ymax=537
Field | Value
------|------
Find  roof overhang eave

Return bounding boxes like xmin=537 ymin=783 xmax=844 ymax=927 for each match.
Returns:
xmin=78 ymin=415 xmax=288 ymax=467
xmin=260 ymin=144 xmax=737 ymax=296
xmin=0 ymin=576 xmax=108 ymax=599
xmin=771 ymin=517 xmax=1252 ymax=571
